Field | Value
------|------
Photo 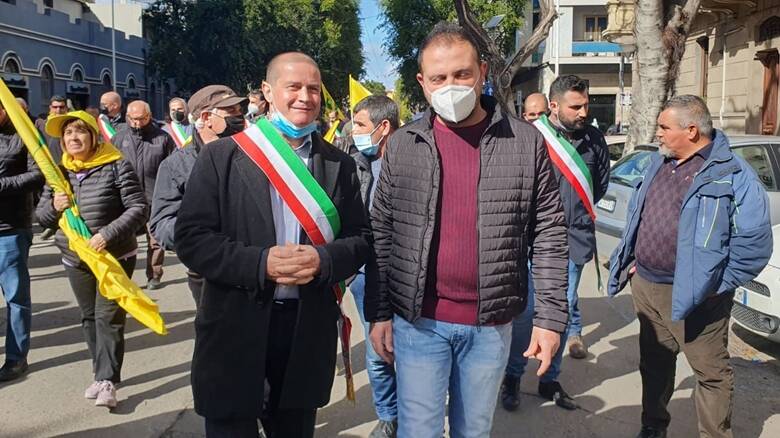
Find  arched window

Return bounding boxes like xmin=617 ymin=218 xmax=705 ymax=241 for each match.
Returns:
xmin=41 ymin=65 xmax=53 ymax=103
xmin=128 ymin=77 xmax=136 ymax=89
xmin=759 ymin=16 xmax=780 ymax=42
xmin=4 ymin=58 xmax=20 ymax=73
xmin=102 ymin=73 xmax=112 ymax=88
xmin=72 ymin=69 xmax=83 ymax=82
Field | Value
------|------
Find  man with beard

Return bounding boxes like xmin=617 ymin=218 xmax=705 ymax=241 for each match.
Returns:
xmin=174 ymin=52 xmax=371 ymax=438
xmin=151 ymin=85 xmax=247 ymax=305
xmin=112 ymin=100 xmax=175 ymax=290
xmin=610 ymin=96 xmax=771 ymax=438
xmin=163 ymin=97 xmax=194 ymax=149
xmin=365 ymin=22 xmax=569 ymax=437
xmin=501 ymin=75 xmax=610 ymax=413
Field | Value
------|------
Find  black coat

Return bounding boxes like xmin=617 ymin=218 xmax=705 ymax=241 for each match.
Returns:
xmin=150 ymin=131 xmax=203 ymax=250
xmin=112 ymin=124 xmax=175 ymax=203
xmin=174 ymin=133 xmax=372 ymax=419
xmin=552 ymin=125 xmax=610 ymax=265
xmin=0 ymin=122 xmax=43 ymax=232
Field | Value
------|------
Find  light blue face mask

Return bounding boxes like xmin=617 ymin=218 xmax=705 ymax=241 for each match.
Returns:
xmin=352 ymin=124 xmax=383 ymax=156
xmin=269 ymin=111 xmax=318 ymax=139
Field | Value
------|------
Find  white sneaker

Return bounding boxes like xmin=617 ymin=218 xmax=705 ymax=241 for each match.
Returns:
xmin=95 ymin=380 xmax=117 ymax=408
xmin=84 ymin=381 xmax=101 ymax=399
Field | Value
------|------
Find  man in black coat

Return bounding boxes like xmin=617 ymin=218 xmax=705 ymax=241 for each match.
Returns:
xmin=113 ymin=100 xmax=175 ymax=290
xmin=174 ymin=52 xmax=372 ymax=438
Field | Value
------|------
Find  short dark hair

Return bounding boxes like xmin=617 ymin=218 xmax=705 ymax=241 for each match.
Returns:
xmin=662 ymin=94 xmax=713 ymax=139
xmin=549 ymin=75 xmax=589 ymax=101
xmin=417 ymin=21 xmax=481 ymax=70
xmin=50 ymin=95 xmax=66 ymax=104
xmin=354 ymin=95 xmax=400 ymax=130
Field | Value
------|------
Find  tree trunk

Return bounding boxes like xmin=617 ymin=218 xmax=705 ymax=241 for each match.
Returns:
xmin=455 ymin=0 xmax=557 ymax=116
xmin=626 ymin=0 xmax=669 ymax=152
xmin=625 ymin=0 xmax=702 ymax=154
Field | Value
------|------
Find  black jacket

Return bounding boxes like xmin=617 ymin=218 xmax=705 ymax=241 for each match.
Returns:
xmin=349 ymin=147 xmax=380 ymax=217
xmin=150 ymin=131 xmax=203 ymax=250
xmin=36 ymin=159 xmax=149 ymax=265
xmin=174 ymin=132 xmax=372 ymax=418
xmin=551 ymin=124 xmax=610 ymax=265
xmin=112 ymin=124 xmax=175 ymax=203
xmin=365 ymin=97 xmax=570 ymax=332
xmin=0 ymin=122 xmax=44 ymax=232
xmin=35 ymin=118 xmax=62 ymax=164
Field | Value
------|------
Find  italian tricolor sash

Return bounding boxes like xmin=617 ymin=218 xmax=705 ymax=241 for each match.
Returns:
xmin=534 ymin=115 xmax=596 ymax=219
xmin=232 ymin=118 xmax=356 ymax=402
xmin=97 ymin=114 xmax=116 ymax=144
xmin=168 ymin=122 xmax=192 ymax=149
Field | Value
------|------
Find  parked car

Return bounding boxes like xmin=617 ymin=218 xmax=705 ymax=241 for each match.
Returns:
xmin=605 ymin=134 xmax=628 ymax=166
xmin=595 ymin=135 xmax=780 ymax=342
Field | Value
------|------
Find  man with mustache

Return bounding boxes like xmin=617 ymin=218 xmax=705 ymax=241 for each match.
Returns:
xmin=502 ymin=75 xmax=610 ymax=412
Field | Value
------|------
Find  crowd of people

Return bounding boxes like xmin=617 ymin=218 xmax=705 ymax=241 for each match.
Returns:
xmin=0 ymin=20 xmax=773 ymax=438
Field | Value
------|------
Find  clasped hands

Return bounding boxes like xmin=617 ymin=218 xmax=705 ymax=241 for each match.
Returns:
xmin=266 ymin=244 xmax=321 ymax=285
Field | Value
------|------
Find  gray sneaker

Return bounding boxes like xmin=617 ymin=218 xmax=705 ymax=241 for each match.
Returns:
xmin=95 ymin=380 xmax=117 ymax=408
xmin=369 ymin=420 xmax=397 ymax=438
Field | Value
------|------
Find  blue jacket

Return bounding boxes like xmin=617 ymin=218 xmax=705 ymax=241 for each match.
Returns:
xmin=608 ymin=130 xmax=773 ymax=320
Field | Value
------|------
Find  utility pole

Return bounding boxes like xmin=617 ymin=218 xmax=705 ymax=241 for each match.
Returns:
xmin=111 ymin=0 xmax=117 ymax=91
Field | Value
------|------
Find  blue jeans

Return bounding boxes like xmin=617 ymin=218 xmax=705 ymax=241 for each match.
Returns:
xmin=350 ymin=272 xmax=398 ymax=422
xmin=393 ymin=315 xmax=512 ymax=438
xmin=505 ymin=260 xmax=584 ymax=382
xmin=0 ymin=230 xmax=33 ymax=362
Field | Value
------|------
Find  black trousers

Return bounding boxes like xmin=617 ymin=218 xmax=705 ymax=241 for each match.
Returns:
xmin=64 ymin=256 xmax=136 ymax=383
xmin=187 ymin=270 xmax=203 ymax=307
xmin=204 ymin=300 xmax=317 ymax=438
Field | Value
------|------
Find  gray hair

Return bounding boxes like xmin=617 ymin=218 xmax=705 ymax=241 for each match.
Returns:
xmin=662 ymin=95 xmax=713 ymax=139
xmin=169 ymin=97 xmax=188 ymax=112
xmin=353 ymin=95 xmax=400 ymax=130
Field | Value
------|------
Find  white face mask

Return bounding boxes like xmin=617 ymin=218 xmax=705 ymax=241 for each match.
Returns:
xmin=428 ymin=80 xmax=479 ymax=123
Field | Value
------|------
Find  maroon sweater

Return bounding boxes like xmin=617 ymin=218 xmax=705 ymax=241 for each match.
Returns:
xmin=421 ymin=115 xmax=490 ymax=325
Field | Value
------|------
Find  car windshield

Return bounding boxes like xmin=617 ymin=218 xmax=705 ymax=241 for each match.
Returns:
xmin=610 ymin=151 xmax=655 ymax=186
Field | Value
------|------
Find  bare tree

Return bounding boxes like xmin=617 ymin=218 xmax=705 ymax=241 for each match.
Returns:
xmin=626 ymin=0 xmax=703 ymax=152
xmin=455 ymin=0 xmax=558 ymax=115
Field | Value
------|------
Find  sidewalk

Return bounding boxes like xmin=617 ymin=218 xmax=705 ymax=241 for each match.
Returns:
xmin=1 ymin=236 xmax=778 ymax=437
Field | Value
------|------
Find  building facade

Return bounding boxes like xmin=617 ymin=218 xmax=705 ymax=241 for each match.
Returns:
xmin=515 ymin=0 xmax=632 ymax=132
xmin=676 ymin=0 xmax=780 ymax=136
xmin=0 ymin=0 xmax=173 ymax=118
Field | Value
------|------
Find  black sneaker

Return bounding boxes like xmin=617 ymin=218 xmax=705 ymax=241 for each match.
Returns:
xmin=635 ymin=426 xmax=667 ymax=438
xmin=500 ymin=375 xmax=521 ymax=412
xmin=0 ymin=359 xmax=29 ymax=382
xmin=538 ymin=381 xmax=577 ymax=410
xmin=369 ymin=420 xmax=397 ymax=438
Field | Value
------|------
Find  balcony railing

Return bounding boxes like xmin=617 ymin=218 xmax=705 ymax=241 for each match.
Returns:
xmin=572 ymin=41 xmax=622 ymax=56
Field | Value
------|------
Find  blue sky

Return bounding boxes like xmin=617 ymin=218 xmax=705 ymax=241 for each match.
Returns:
xmin=360 ymin=0 xmax=397 ymax=90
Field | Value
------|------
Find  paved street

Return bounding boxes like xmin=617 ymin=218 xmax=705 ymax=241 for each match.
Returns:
xmin=1 ymin=235 xmax=779 ymax=437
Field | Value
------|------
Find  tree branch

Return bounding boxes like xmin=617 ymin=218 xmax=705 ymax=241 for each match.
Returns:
xmin=454 ymin=0 xmax=504 ymax=69
xmin=501 ymin=0 xmax=558 ymax=89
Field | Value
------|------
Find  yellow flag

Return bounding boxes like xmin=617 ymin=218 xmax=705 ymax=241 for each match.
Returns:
xmin=322 ymin=83 xmax=345 ymax=121
xmin=349 ymin=75 xmax=373 ymax=111
xmin=0 ymin=78 xmax=167 ymax=335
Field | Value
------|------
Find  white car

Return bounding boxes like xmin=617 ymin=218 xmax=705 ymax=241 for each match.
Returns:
xmin=732 ymin=223 xmax=780 ymax=342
